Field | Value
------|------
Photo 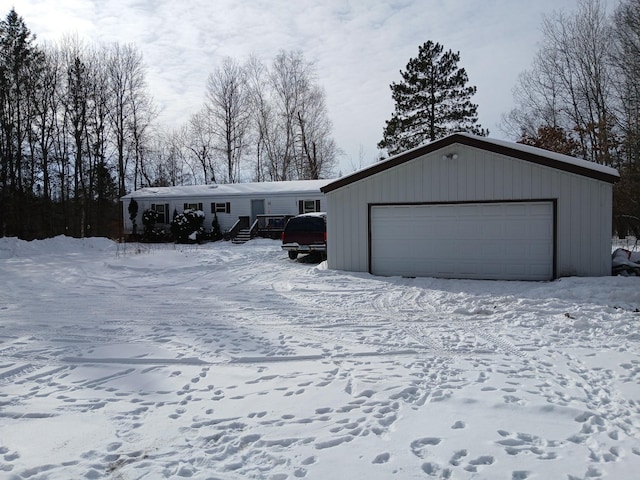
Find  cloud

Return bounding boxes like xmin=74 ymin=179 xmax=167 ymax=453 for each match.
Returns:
xmin=8 ymin=0 xmax=618 ymax=174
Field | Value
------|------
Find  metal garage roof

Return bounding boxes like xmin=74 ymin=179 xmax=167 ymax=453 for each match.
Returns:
xmin=321 ymin=133 xmax=620 ymax=194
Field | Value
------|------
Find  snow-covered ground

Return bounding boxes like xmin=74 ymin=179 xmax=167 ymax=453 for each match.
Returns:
xmin=1 ymin=236 xmax=639 ymax=480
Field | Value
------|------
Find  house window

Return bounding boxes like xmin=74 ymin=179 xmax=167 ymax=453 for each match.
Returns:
xmin=211 ymin=202 xmax=230 ymax=214
xmin=184 ymin=202 xmax=203 ymax=211
xmin=151 ymin=203 xmax=169 ymax=224
xmin=299 ymin=199 xmax=321 ymax=214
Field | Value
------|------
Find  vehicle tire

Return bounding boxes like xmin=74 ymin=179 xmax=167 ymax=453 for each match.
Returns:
xmin=288 ymin=251 xmax=298 ymax=260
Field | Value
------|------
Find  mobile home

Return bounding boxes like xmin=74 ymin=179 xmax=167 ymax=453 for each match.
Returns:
xmin=122 ymin=179 xmax=332 ymax=240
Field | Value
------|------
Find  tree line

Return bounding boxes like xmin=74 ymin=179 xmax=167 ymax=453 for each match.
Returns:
xmin=0 ymin=8 xmax=337 ymax=239
xmin=503 ymin=0 xmax=640 ymax=236
xmin=3 ymin=1 xmax=639 ymax=241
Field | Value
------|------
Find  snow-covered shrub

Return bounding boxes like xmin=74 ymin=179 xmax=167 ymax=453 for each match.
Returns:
xmin=142 ymin=209 xmax=159 ymax=241
xmin=171 ymin=209 xmax=205 ymax=243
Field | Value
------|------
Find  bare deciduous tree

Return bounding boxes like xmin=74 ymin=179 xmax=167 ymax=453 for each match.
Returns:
xmin=612 ymin=0 xmax=640 ymax=166
xmin=504 ymin=0 xmax=616 ymax=165
xmin=245 ymin=55 xmax=276 ymax=182
xmin=296 ymin=83 xmax=338 ymax=179
xmin=107 ymin=43 xmax=149 ymax=197
xmin=503 ymin=0 xmax=640 ymax=236
xmin=204 ymin=56 xmax=251 ymax=183
xmin=0 ymin=7 xmax=339 ymax=240
xmin=60 ymin=35 xmax=92 ymax=236
xmin=243 ymin=51 xmax=337 ymax=181
xmin=139 ymin=127 xmax=189 ymax=187
xmin=28 ymin=43 xmax=60 ymax=235
xmin=186 ymin=111 xmax=217 ymax=184
xmin=128 ymin=77 xmax=156 ymax=191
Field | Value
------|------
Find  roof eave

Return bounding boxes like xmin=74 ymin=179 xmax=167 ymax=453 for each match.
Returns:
xmin=321 ymin=134 xmax=619 ymax=193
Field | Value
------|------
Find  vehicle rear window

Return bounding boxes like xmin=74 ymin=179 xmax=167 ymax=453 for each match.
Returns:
xmin=285 ymin=217 xmax=325 ymax=232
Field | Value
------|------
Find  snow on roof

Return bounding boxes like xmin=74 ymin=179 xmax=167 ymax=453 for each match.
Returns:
xmin=456 ymin=132 xmax=619 ymax=179
xmin=121 ymin=179 xmax=334 ymax=200
xmin=322 ymin=133 xmax=620 ymax=193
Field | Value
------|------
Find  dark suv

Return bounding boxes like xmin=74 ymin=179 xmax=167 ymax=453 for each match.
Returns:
xmin=281 ymin=213 xmax=327 ymax=260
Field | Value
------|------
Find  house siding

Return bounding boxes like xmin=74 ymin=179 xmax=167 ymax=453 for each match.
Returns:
xmin=326 ymin=143 xmax=614 ymax=277
xmin=123 ymin=187 xmax=327 ymax=235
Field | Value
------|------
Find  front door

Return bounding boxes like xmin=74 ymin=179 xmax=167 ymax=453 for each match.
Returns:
xmin=251 ymin=199 xmax=265 ymax=224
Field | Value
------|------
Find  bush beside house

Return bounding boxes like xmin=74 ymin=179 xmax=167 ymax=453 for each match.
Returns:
xmin=170 ymin=209 xmax=205 ymax=243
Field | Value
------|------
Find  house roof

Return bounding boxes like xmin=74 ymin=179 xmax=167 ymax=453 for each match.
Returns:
xmin=121 ymin=179 xmax=334 ymax=200
xmin=321 ymin=133 xmax=620 ymax=194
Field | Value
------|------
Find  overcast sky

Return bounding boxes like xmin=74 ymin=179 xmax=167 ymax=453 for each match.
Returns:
xmin=9 ymin=0 xmax=617 ymax=176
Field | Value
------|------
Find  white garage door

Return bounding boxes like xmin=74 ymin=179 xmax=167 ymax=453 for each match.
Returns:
xmin=370 ymin=202 xmax=554 ymax=280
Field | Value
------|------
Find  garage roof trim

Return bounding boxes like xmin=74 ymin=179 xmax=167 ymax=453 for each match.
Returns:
xmin=321 ymin=133 xmax=620 ymax=193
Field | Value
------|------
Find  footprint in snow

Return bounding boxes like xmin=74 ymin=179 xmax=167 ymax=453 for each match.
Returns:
xmin=372 ymin=452 xmax=390 ymax=464
xmin=421 ymin=462 xmax=449 ymax=477
xmin=449 ymin=449 xmax=467 ymax=466
xmin=469 ymin=455 xmax=494 ymax=466
xmin=410 ymin=437 xmax=442 ymax=458
xmin=301 ymin=456 xmax=316 ymax=465
xmin=451 ymin=420 xmax=466 ymax=429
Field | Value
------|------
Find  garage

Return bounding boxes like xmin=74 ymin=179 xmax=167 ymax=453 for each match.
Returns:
xmin=321 ymin=133 xmax=619 ymax=280
xmin=370 ymin=201 xmax=555 ymax=280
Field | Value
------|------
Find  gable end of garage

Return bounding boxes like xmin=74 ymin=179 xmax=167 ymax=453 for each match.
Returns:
xmin=322 ymin=134 xmax=619 ymax=194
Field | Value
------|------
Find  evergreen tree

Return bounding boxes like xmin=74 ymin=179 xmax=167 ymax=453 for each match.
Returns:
xmin=378 ymin=41 xmax=487 ymax=156
xmin=128 ymin=198 xmax=138 ymax=236
xmin=0 ymin=8 xmax=44 ymax=236
xmin=211 ymin=211 xmax=222 ymax=240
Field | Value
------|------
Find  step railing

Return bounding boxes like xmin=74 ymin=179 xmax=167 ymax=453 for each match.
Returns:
xmin=249 ymin=218 xmax=259 ymax=238
xmin=226 ymin=217 xmax=249 ymax=241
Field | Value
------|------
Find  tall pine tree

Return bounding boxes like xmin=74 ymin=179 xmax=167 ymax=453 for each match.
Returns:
xmin=378 ymin=41 xmax=487 ymax=156
xmin=0 ymin=9 xmax=43 ymax=236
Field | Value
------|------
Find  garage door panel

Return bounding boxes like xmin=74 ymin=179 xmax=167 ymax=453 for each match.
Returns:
xmin=371 ymin=202 xmax=554 ymax=280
